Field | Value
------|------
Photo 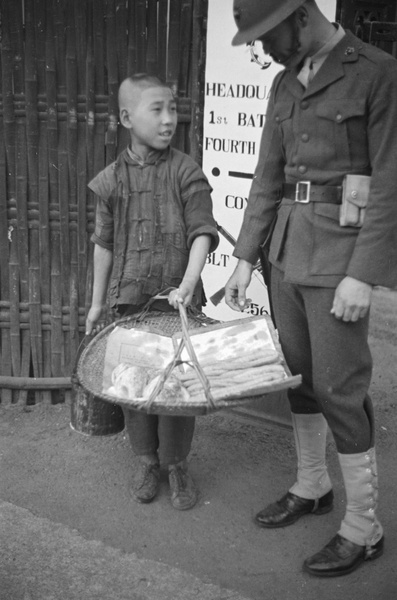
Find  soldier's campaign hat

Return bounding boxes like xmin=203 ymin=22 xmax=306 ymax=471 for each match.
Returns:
xmin=232 ymin=0 xmax=307 ymax=46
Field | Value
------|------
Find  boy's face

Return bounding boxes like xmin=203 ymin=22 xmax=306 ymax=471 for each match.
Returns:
xmin=120 ymin=85 xmax=178 ymax=156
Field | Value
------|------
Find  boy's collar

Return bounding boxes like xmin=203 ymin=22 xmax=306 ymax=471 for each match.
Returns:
xmin=126 ymin=145 xmax=169 ymax=165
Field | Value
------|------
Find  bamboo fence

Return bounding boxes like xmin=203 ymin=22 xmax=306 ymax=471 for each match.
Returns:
xmin=0 ymin=0 xmax=208 ymax=405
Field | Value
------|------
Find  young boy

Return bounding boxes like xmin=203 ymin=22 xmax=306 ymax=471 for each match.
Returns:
xmin=85 ymin=74 xmax=219 ymax=510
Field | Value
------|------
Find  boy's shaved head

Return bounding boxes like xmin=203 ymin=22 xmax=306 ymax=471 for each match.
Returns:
xmin=118 ymin=73 xmax=171 ymax=111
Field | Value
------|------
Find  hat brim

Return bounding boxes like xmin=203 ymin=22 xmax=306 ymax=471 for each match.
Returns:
xmin=231 ymin=0 xmax=305 ymax=46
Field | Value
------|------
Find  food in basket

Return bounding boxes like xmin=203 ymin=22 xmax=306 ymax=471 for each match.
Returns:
xmin=179 ymin=357 xmax=287 ymax=398
xmin=106 ymin=363 xmax=191 ymax=405
xmin=107 ymin=363 xmax=152 ymax=399
xmin=143 ymin=372 xmax=191 ymax=405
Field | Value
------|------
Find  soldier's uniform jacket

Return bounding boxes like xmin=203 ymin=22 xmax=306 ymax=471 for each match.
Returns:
xmin=234 ymin=31 xmax=397 ymax=289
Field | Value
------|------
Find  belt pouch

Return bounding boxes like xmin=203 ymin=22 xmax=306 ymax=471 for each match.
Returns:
xmin=340 ymin=174 xmax=370 ymax=227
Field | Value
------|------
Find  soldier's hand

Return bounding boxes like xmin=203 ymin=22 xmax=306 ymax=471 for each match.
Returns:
xmin=331 ymin=276 xmax=373 ymax=322
xmin=225 ymin=260 xmax=253 ymax=312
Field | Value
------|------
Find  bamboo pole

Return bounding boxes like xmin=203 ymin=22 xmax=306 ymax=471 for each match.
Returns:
xmin=105 ymin=0 xmax=119 ymax=166
xmin=127 ymin=0 xmax=138 ymax=75
xmin=85 ymin=2 xmax=95 ymax=182
xmin=75 ymin=0 xmax=87 ymax=92
xmin=25 ymin=0 xmax=44 ymax=404
xmin=179 ymin=0 xmax=193 ymax=98
xmin=34 ymin=0 xmax=47 ymax=94
xmin=1 ymin=2 xmax=20 ymax=401
xmin=115 ymin=0 xmax=128 ymax=79
xmin=0 ymin=106 xmax=12 ymax=405
xmin=57 ymin=122 xmax=70 ymax=366
xmin=76 ymin=1 xmax=89 ymax=327
xmin=189 ymin=0 xmax=207 ymax=164
xmin=8 ymin=0 xmax=24 ymax=93
xmin=146 ymin=0 xmax=158 ymax=75
xmin=50 ymin=0 xmax=66 ymax=395
xmin=93 ymin=0 xmax=105 ymax=176
xmin=84 ymin=2 xmax=96 ymax=320
xmin=12 ymin=0 xmax=31 ymax=405
xmin=85 ymin=0 xmax=106 ymax=319
xmin=66 ymin=2 xmax=80 ymax=369
xmin=167 ymin=0 xmax=182 ymax=96
xmin=34 ymin=0 xmax=51 ymax=402
xmin=157 ymin=0 xmax=168 ymax=81
xmin=0 ymin=2 xmax=10 ymax=404
xmin=43 ymin=0 xmax=60 ymax=402
xmin=14 ymin=111 xmax=30 ymax=400
xmin=135 ymin=0 xmax=147 ymax=72
xmin=175 ymin=0 xmax=194 ymax=154
xmin=38 ymin=118 xmax=52 ymax=402
xmin=76 ymin=116 xmax=87 ymax=329
xmin=0 ymin=376 xmax=71 ymax=390
xmin=45 ymin=0 xmax=59 ymax=210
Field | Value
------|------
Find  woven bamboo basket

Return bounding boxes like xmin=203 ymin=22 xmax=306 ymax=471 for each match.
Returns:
xmin=75 ymin=302 xmax=301 ymax=417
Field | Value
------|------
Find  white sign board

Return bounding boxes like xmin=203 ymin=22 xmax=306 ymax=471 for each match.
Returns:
xmin=201 ymin=0 xmax=336 ymax=320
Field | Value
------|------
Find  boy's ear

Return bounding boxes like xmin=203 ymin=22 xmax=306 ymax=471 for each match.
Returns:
xmin=120 ymin=108 xmax=133 ymax=128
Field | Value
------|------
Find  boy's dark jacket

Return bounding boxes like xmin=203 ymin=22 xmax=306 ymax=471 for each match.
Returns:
xmin=89 ymin=146 xmax=219 ymax=307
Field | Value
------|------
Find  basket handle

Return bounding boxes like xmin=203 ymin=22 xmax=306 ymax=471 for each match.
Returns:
xmin=142 ymin=300 xmax=216 ymax=411
xmin=177 ymin=303 xmax=215 ymax=408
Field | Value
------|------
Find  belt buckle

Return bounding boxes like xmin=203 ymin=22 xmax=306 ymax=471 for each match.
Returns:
xmin=295 ymin=181 xmax=311 ymax=203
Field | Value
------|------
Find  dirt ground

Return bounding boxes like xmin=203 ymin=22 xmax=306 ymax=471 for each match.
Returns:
xmin=0 ymin=287 xmax=396 ymax=600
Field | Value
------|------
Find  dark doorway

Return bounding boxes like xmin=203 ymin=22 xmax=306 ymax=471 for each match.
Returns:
xmin=336 ymin=0 xmax=397 ymax=56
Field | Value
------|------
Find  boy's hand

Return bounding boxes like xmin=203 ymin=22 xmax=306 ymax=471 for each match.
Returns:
xmin=168 ymin=283 xmax=194 ymax=309
xmin=85 ymin=305 xmax=107 ymax=336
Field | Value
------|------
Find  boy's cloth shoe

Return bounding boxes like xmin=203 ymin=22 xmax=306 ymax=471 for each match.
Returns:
xmin=303 ymin=533 xmax=384 ymax=577
xmin=255 ymin=489 xmax=334 ymax=528
xmin=131 ymin=462 xmax=160 ymax=504
xmin=168 ymin=464 xmax=198 ymax=510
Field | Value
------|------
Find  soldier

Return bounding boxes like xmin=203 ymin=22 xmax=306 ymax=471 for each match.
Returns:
xmin=226 ymin=0 xmax=397 ymax=577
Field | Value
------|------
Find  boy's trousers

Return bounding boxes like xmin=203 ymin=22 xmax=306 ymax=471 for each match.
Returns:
xmin=118 ymin=302 xmax=195 ymax=465
xmin=123 ymin=409 xmax=195 ymax=465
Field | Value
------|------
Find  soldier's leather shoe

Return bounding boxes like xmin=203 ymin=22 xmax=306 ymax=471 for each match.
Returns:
xmin=303 ymin=533 xmax=384 ymax=577
xmin=255 ymin=489 xmax=334 ymax=528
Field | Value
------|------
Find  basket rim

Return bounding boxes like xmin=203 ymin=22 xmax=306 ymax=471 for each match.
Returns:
xmin=75 ymin=312 xmax=302 ymax=415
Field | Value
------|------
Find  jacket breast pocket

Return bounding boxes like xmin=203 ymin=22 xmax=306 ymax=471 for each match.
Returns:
xmin=315 ymin=100 xmax=367 ymax=169
xmin=310 ymin=203 xmax=359 ymax=276
xmin=274 ymin=102 xmax=294 ymax=148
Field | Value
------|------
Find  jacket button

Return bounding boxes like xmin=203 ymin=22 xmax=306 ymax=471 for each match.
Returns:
xmin=298 ymin=165 xmax=307 ymax=174
xmin=300 ymin=100 xmax=309 ymax=110
xmin=301 ymin=133 xmax=309 ymax=142
xmin=336 ymin=114 xmax=342 ymax=122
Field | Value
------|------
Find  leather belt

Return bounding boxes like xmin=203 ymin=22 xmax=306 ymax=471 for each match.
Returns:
xmin=283 ymin=182 xmax=342 ymax=204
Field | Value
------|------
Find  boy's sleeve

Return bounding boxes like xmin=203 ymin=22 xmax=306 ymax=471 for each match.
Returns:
xmin=88 ymin=165 xmax=116 ymax=251
xmin=180 ymin=158 xmax=219 ymax=253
